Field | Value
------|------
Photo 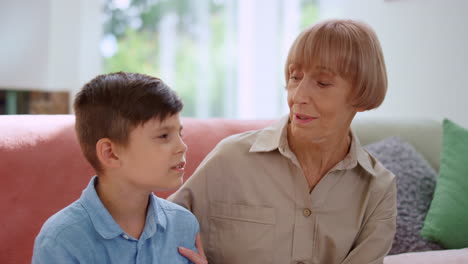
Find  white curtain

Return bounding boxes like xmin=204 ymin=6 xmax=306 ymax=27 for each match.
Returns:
xmin=156 ymin=0 xmax=302 ymax=119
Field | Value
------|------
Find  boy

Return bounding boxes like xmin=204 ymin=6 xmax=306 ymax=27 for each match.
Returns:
xmin=33 ymin=72 xmax=205 ymax=263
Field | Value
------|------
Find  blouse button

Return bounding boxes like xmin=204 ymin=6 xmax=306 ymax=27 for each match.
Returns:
xmin=303 ymin=208 xmax=312 ymax=217
xmin=122 ymin=234 xmax=129 ymax=240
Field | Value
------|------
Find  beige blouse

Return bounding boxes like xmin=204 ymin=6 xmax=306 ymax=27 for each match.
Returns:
xmin=169 ymin=116 xmax=396 ymax=264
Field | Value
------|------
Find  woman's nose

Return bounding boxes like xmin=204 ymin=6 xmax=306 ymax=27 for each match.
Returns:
xmin=292 ymin=80 xmax=312 ymax=104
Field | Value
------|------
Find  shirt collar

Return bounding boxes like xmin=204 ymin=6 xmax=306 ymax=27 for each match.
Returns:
xmin=337 ymin=130 xmax=376 ymax=175
xmin=151 ymin=194 xmax=167 ymax=231
xmin=249 ymin=115 xmax=376 ymax=175
xmin=79 ymin=176 xmax=166 ymax=240
xmin=249 ymin=115 xmax=289 ymax=153
xmin=138 ymin=194 xmax=167 ymax=240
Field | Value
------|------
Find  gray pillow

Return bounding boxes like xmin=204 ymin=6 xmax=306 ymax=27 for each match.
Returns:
xmin=365 ymin=136 xmax=443 ymax=255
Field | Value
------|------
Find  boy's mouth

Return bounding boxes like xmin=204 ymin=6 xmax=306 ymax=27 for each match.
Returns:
xmin=172 ymin=161 xmax=186 ymax=172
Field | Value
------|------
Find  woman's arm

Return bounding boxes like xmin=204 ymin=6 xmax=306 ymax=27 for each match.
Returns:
xmin=342 ymin=179 xmax=397 ymax=264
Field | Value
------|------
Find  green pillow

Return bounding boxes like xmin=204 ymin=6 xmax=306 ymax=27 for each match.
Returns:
xmin=421 ymin=119 xmax=468 ymax=249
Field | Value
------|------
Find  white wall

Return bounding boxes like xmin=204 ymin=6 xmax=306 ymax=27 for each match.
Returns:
xmin=0 ymin=0 xmax=101 ymax=110
xmin=0 ymin=0 xmax=51 ymax=90
xmin=320 ymin=0 xmax=468 ymax=127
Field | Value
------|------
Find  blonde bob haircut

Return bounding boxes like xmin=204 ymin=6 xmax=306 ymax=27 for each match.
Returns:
xmin=285 ymin=19 xmax=387 ymax=110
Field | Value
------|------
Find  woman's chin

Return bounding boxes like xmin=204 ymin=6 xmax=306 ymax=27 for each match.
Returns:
xmin=290 ymin=128 xmax=326 ymax=144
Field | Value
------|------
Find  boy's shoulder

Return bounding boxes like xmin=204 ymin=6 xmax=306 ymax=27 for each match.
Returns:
xmin=35 ymin=200 xmax=91 ymax=243
xmin=153 ymin=194 xmax=198 ymax=223
xmin=152 ymin=194 xmax=200 ymax=244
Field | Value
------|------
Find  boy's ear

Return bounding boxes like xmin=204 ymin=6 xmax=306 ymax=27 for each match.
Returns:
xmin=96 ymin=138 xmax=122 ymax=169
xmin=356 ymin=107 xmax=367 ymax=113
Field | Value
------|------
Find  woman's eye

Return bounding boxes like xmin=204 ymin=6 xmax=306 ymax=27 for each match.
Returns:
xmin=317 ymin=81 xmax=331 ymax=87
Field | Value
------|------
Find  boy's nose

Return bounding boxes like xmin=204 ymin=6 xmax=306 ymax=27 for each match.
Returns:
xmin=178 ymin=138 xmax=188 ymax=154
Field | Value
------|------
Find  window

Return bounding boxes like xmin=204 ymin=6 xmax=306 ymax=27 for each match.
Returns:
xmin=102 ymin=0 xmax=318 ymax=119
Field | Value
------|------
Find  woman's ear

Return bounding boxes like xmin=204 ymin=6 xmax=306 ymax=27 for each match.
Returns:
xmin=96 ymin=138 xmax=121 ymax=169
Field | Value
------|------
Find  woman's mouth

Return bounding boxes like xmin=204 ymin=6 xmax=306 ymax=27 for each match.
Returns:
xmin=294 ymin=113 xmax=317 ymax=124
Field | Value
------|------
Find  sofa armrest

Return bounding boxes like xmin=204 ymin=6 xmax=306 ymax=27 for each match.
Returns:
xmin=384 ymin=248 xmax=468 ymax=264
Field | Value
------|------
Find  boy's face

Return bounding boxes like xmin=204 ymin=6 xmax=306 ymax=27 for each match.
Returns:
xmin=116 ymin=113 xmax=187 ymax=192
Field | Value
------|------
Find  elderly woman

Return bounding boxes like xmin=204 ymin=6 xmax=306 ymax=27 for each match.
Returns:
xmin=173 ymin=19 xmax=396 ymax=264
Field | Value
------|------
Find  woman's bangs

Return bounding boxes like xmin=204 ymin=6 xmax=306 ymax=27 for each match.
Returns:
xmin=289 ymin=27 xmax=358 ymax=80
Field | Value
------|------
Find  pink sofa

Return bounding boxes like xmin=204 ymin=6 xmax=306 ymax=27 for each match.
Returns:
xmin=1 ymin=115 xmax=467 ymax=264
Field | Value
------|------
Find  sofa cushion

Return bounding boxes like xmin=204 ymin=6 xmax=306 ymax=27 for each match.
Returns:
xmin=421 ymin=119 xmax=468 ymax=249
xmin=352 ymin=118 xmax=442 ymax=171
xmin=365 ymin=137 xmax=443 ymax=254
xmin=0 ymin=115 xmax=273 ymax=264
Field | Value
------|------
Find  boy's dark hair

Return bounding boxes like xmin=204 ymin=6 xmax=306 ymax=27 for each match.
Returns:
xmin=74 ymin=72 xmax=183 ymax=174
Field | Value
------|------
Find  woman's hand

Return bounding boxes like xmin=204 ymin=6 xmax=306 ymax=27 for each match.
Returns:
xmin=178 ymin=233 xmax=208 ymax=264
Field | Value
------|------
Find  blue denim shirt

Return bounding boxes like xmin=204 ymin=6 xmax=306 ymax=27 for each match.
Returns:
xmin=32 ymin=176 xmax=199 ymax=264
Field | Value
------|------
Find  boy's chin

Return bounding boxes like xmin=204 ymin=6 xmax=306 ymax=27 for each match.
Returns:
xmin=156 ymin=178 xmax=184 ymax=191
xmin=169 ymin=179 xmax=184 ymax=190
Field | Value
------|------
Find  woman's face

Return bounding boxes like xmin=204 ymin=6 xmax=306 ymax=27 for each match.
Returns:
xmin=287 ymin=63 xmax=359 ymax=143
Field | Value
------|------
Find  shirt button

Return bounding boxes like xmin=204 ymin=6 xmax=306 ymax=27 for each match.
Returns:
xmin=122 ymin=234 xmax=129 ymax=240
xmin=303 ymin=208 xmax=312 ymax=217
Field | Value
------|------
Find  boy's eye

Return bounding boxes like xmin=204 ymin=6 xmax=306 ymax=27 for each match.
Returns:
xmin=158 ymin=134 xmax=169 ymax=139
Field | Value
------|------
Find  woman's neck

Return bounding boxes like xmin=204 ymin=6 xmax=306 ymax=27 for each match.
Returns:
xmin=288 ymin=127 xmax=351 ymax=188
